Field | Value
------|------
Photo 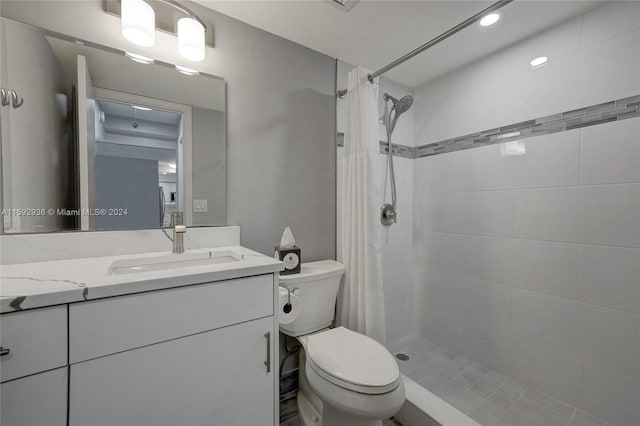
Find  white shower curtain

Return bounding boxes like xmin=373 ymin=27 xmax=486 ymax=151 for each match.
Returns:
xmin=337 ymin=67 xmax=386 ymax=344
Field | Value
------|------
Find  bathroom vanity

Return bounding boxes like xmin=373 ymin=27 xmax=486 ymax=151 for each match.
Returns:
xmin=0 ymin=229 xmax=283 ymax=426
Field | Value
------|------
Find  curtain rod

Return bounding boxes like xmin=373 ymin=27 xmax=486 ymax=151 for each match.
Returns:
xmin=336 ymin=0 xmax=514 ymax=98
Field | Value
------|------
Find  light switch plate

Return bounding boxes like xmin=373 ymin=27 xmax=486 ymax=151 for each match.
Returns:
xmin=193 ymin=199 xmax=208 ymax=213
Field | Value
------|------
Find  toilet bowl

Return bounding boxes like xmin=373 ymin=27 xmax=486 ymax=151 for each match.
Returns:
xmin=279 ymin=261 xmax=405 ymax=426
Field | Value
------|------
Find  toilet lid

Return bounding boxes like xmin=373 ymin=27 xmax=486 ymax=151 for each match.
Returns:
xmin=305 ymin=327 xmax=400 ymax=392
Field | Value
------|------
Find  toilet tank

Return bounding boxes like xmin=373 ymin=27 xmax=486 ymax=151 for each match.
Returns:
xmin=279 ymin=260 xmax=345 ymax=337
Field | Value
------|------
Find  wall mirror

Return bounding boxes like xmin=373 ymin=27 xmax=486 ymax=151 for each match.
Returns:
xmin=0 ymin=16 xmax=226 ymax=234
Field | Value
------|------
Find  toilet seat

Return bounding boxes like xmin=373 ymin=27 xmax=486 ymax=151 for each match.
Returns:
xmin=304 ymin=327 xmax=400 ymax=395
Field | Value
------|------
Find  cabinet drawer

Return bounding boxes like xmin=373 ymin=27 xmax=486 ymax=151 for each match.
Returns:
xmin=0 ymin=306 xmax=68 ymax=382
xmin=1 ymin=367 xmax=68 ymax=426
xmin=70 ymin=274 xmax=274 ymax=363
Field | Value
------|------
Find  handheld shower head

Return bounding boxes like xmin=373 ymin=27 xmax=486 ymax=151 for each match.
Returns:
xmin=394 ymin=95 xmax=414 ymax=115
xmin=384 ymin=93 xmax=413 ymax=133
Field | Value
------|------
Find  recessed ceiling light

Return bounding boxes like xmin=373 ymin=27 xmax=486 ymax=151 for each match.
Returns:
xmin=480 ymin=12 xmax=501 ymax=27
xmin=132 ymin=105 xmax=152 ymax=111
xmin=125 ymin=52 xmax=154 ymax=64
xmin=530 ymin=56 xmax=548 ymax=67
xmin=175 ymin=65 xmax=200 ymax=76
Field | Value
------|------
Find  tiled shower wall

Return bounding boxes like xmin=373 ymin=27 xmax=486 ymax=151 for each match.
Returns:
xmin=412 ymin=2 xmax=640 ymax=425
xmin=336 ymin=60 xmax=415 ymax=344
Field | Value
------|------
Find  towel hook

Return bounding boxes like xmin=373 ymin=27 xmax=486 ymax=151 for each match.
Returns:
xmin=0 ymin=89 xmax=9 ymax=107
xmin=10 ymin=90 xmax=23 ymax=109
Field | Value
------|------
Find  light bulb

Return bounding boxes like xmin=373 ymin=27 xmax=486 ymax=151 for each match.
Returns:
xmin=178 ymin=17 xmax=205 ymax=62
xmin=121 ymin=0 xmax=155 ymax=47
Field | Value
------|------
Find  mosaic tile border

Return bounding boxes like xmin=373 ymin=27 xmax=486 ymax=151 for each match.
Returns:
xmin=336 ymin=132 xmax=415 ymax=159
xmin=415 ymin=94 xmax=640 ymax=159
xmin=336 ymin=94 xmax=640 ymax=160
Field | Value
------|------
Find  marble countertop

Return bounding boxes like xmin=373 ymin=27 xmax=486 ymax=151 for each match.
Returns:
xmin=0 ymin=246 xmax=283 ymax=313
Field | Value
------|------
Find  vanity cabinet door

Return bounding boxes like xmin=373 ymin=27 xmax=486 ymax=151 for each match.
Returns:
xmin=0 ymin=367 xmax=68 ymax=426
xmin=69 ymin=316 xmax=275 ymax=426
xmin=0 ymin=305 xmax=68 ymax=382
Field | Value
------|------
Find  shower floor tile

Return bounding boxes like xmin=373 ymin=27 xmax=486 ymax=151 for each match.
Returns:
xmin=391 ymin=335 xmax=611 ymax=426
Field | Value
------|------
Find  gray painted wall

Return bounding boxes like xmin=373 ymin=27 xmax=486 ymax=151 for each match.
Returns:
xmin=1 ymin=0 xmax=336 ymax=260
xmin=95 ymin=156 xmax=160 ymax=230
xmin=192 ymin=107 xmax=225 ymax=226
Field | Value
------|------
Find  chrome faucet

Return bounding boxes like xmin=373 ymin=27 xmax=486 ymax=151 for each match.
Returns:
xmin=171 ymin=212 xmax=186 ymax=254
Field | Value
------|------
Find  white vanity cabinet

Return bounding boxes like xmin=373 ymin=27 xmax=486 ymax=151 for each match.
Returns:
xmin=68 ymin=274 xmax=278 ymax=426
xmin=0 ymin=306 xmax=69 ymax=426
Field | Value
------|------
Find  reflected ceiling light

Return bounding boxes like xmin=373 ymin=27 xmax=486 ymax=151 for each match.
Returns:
xmin=168 ymin=163 xmax=177 ymax=169
xmin=121 ymin=0 xmax=155 ymax=47
xmin=530 ymin=56 xmax=548 ymax=67
xmin=125 ymin=52 xmax=154 ymax=64
xmin=175 ymin=65 xmax=200 ymax=76
xmin=178 ymin=17 xmax=206 ymax=62
xmin=132 ymin=105 xmax=152 ymax=111
xmin=480 ymin=12 xmax=501 ymax=27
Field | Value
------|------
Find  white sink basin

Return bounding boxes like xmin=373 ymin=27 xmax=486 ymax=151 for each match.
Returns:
xmin=108 ymin=250 xmax=244 ymax=275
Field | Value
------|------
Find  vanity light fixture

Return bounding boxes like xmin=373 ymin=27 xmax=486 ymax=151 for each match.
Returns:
xmin=132 ymin=105 xmax=152 ymax=111
xmin=480 ymin=12 xmax=501 ymax=26
xmin=114 ymin=0 xmax=209 ymax=62
xmin=175 ymin=65 xmax=200 ymax=76
xmin=125 ymin=52 xmax=154 ymax=64
xmin=530 ymin=56 xmax=548 ymax=67
xmin=178 ymin=17 xmax=205 ymax=62
xmin=121 ymin=0 xmax=156 ymax=47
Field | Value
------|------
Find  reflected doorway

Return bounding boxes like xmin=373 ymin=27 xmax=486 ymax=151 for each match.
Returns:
xmin=93 ymin=96 xmax=183 ymax=230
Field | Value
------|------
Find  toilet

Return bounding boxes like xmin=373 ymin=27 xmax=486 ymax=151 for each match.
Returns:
xmin=279 ymin=260 xmax=405 ymax=426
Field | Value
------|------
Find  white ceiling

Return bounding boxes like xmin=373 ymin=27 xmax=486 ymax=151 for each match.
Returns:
xmin=195 ymin=0 xmax=604 ymax=88
xmin=96 ymin=100 xmax=183 ymax=125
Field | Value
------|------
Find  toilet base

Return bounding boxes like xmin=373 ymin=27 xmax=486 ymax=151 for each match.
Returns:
xmin=297 ymin=390 xmax=322 ymax=426
xmin=322 ymin=404 xmax=383 ymax=426
xmin=298 ymin=391 xmax=383 ymax=426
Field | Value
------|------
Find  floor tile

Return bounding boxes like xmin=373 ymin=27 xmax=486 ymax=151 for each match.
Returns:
xmin=532 ymin=403 xmax=575 ymax=426
xmin=433 ymin=375 xmax=475 ymax=401
xmin=569 ymin=410 xmax=606 ymax=426
xmin=420 ymin=363 xmax=464 ymax=390
xmin=494 ymin=379 xmax=528 ymax=402
xmin=461 ymin=362 xmax=490 ymax=384
xmin=391 ymin=336 xmax=612 ymax=426
xmin=476 ymin=370 xmax=509 ymax=393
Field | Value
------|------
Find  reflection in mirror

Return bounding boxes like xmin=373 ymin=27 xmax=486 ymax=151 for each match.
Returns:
xmin=0 ymin=17 xmax=226 ymax=234
xmin=94 ymin=98 xmax=182 ymax=230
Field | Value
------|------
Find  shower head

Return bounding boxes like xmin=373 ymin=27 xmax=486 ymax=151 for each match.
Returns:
xmin=394 ymin=95 xmax=414 ymax=115
xmin=383 ymin=93 xmax=414 ymax=115
xmin=384 ymin=93 xmax=413 ymax=133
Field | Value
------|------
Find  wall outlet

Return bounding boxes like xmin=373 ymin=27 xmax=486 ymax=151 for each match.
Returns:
xmin=193 ymin=199 xmax=208 ymax=213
